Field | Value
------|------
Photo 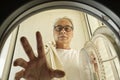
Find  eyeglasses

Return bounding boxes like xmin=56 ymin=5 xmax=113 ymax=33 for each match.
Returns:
xmin=54 ymin=25 xmax=73 ymax=32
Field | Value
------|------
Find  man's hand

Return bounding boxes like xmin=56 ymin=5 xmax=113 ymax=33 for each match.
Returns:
xmin=13 ymin=31 xmax=65 ymax=80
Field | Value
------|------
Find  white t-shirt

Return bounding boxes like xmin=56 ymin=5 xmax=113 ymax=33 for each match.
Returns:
xmin=45 ymin=42 xmax=92 ymax=80
xmin=56 ymin=49 xmax=81 ymax=80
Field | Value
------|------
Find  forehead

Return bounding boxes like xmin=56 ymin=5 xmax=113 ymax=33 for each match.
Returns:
xmin=55 ymin=18 xmax=72 ymax=26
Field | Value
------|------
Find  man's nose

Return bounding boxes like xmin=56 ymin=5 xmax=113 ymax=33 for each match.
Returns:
xmin=60 ymin=28 xmax=66 ymax=33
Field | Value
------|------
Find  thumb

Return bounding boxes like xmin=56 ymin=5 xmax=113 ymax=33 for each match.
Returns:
xmin=51 ymin=70 xmax=65 ymax=78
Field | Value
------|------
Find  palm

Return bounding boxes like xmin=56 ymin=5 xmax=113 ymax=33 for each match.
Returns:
xmin=14 ymin=31 xmax=65 ymax=80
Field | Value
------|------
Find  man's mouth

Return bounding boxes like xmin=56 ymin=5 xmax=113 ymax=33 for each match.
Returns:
xmin=59 ymin=35 xmax=67 ymax=39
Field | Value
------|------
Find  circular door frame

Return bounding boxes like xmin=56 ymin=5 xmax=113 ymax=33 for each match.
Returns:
xmin=0 ymin=0 xmax=120 ymax=53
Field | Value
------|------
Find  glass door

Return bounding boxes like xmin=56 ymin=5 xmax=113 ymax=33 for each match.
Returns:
xmin=81 ymin=26 xmax=120 ymax=80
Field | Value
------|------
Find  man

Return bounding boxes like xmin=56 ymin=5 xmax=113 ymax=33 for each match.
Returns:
xmin=14 ymin=17 xmax=92 ymax=80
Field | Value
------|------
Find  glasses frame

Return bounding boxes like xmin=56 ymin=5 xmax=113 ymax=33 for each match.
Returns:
xmin=54 ymin=25 xmax=74 ymax=32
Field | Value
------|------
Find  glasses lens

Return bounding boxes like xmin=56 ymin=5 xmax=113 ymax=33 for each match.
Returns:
xmin=54 ymin=25 xmax=73 ymax=32
xmin=64 ymin=27 xmax=72 ymax=32
xmin=54 ymin=25 xmax=62 ymax=32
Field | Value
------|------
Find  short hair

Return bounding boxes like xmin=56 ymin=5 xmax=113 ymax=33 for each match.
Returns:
xmin=54 ymin=17 xmax=74 ymax=29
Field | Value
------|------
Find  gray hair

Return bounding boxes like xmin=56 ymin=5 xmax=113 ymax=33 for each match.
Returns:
xmin=54 ymin=17 xmax=74 ymax=28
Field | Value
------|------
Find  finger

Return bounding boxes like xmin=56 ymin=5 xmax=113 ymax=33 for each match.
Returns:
xmin=51 ymin=70 xmax=65 ymax=78
xmin=14 ymin=58 xmax=28 ymax=68
xmin=36 ymin=31 xmax=45 ymax=58
xmin=15 ymin=70 xmax=25 ymax=80
xmin=20 ymin=37 xmax=36 ymax=61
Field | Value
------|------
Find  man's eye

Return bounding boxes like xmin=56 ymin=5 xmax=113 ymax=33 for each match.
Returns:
xmin=65 ymin=27 xmax=69 ymax=30
xmin=65 ymin=27 xmax=71 ymax=30
xmin=58 ymin=27 xmax=63 ymax=30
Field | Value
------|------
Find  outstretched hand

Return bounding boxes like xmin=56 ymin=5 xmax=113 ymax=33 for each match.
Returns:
xmin=13 ymin=31 xmax=65 ymax=80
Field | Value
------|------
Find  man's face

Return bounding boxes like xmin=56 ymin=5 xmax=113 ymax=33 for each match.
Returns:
xmin=53 ymin=18 xmax=73 ymax=44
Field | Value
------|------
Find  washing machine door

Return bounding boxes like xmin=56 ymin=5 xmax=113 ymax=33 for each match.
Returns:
xmin=81 ymin=26 xmax=120 ymax=80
